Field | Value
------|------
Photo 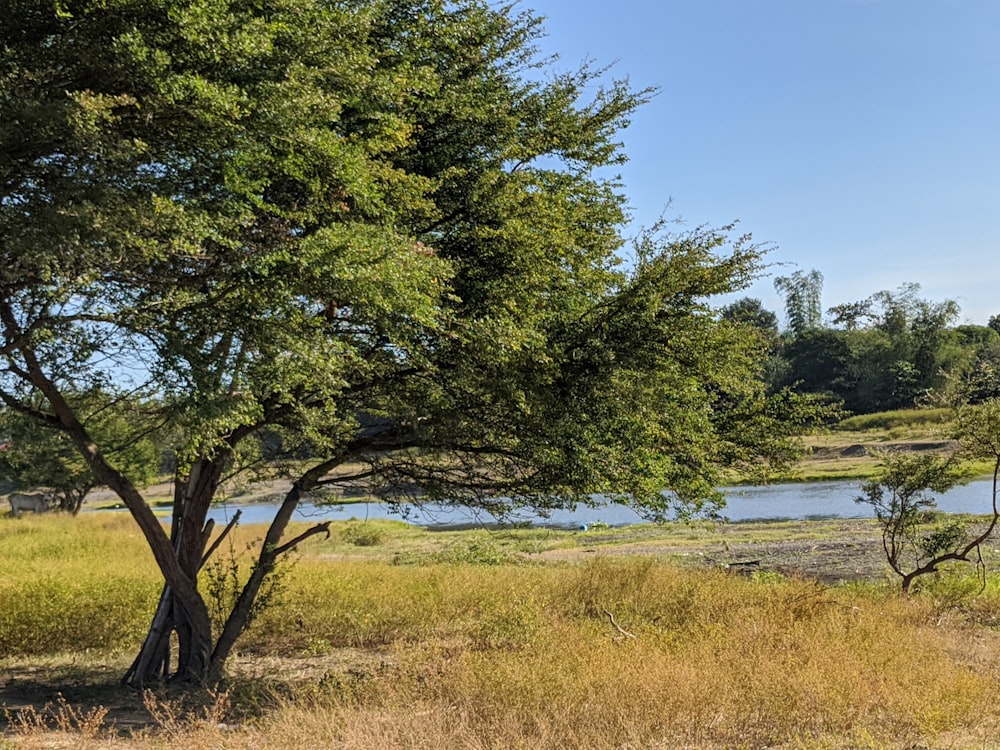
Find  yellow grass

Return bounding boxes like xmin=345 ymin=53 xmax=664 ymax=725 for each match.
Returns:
xmin=6 ymin=515 xmax=1000 ymax=748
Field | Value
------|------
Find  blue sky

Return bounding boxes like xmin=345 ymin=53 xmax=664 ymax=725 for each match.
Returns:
xmin=525 ymin=0 xmax=1000 ymax=325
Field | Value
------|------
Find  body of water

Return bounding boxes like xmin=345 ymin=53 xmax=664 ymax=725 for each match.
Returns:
xmin=179 ymin=476 xmax=998 ymax=530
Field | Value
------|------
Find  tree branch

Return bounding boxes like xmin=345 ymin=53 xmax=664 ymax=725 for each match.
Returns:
xmin=201 ymin=510 xmax=243 ymax=567
xmin=272 ymin=521 xmax=331 ymax=557
xmin=0 ymin=295 xmax=207 ymax=629
xmin=603 ymin=608 xmax=636 ymax=640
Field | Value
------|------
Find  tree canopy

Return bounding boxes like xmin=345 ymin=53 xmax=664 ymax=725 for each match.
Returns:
xmin=755 ymin=276 xmax=999 ymax=413
xmin=774 ymin=269 xmax=824 ymax=337
xmin=1 ymin=0 xmax=811 ymax=685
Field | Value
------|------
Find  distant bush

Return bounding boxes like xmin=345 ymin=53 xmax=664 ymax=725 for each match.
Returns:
xmin=341 ymin=523 xmax=386 ymax=547
xmin=392 ymin=539 xmax=524 ymax=566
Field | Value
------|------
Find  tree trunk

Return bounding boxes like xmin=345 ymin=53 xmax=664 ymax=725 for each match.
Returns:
xmin=9 ymin=329 xmax=329 ymax=689
xmin=120 ymin=460 xmax=329 ymax=687
xmin=13 ymin=352 xmax=218 ymax=686
xmin=123 ymin=585 xmax=173 ymax=685
xmin=122 ymin=460 xmax=225 ymax=688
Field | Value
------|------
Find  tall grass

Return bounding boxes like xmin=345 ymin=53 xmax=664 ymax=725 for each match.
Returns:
xmin=0 ymin=513 xmax=160 ymax=654
xmin=6 ymin=515 xmax=1000 ymax=748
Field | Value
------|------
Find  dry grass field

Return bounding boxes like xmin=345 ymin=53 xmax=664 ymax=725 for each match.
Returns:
xmin=5 ymin=511 xmax=1000 ymax=748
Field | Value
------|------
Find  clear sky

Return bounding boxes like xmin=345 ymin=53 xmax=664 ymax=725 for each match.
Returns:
xmin=524 ymin=0 xmax=1000 ymax=325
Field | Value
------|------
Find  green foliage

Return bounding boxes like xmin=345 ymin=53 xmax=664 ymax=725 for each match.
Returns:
xmin=857 ymin=448 xmax=990 ymax=592
xmin=952 ymin=349 xmax=1000 ymax=404
xmin=910 ymin=564 xmax=987 ymax=607
xmin=202 ymin=540 xmax=291 ymax=635
xmin=955 ymin=398 xmax=1000 ymax=467
xmin=780 ymin=327 xmax=851 ymax=399
xmin=0 ymin=0 xmax=818 ymax=521
xmin=0 ymin=0 xmax=821 ymax=682
xmin=204 ymin=553 xmax=245 ymax=634
xmin=392 ymin=539 xmax=524 ymax=567
xmin=836 ymin=407 xmax=954 ymax=432
xmin=858 ymin=450 xmax=959 ymax=521
xmin=989 ymin=315 xmax=1000 ymax=337
xmin=720 ymin=297 xmax=779 ymax=340
xmin=772 ymin=281 xmax=971 ymax=413
xmin=774 ymin=269 xmax=824 ymax=337
xmin=919 ymin=519 xmax=968 ymax=559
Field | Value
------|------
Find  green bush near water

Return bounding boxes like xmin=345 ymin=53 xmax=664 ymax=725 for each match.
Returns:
xmin=340 ymin=522 xmax=386 ymax=547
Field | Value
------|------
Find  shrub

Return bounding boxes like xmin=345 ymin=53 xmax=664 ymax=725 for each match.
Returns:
xmin=341 ymin=523 xmax=386 ymax=547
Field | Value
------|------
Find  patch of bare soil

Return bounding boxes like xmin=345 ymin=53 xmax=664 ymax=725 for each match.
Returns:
xmin=0 ymin=658 xmax=149 ymax=735
xmin=536 ymin=519 xmax=892 ymax=586
xmin=715 ymin=520 xmax=890 ymax=584
xmin=715 ymin=534 xmax=889 ymax=584
xmin=809 ymin=439 xmax=959 ymax=459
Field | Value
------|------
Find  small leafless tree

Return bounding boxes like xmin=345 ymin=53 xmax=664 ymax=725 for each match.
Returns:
xmin=857 ymin=402 xmax=1000 ymax=593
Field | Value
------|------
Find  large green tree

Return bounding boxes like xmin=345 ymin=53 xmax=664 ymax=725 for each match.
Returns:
xmin=834 ymin=285 xmax=962 ymax=412
xmin=1 ymin=0 xmax=811 ymax=686
xmin=771 ymin=281 xmax=971 ymax=413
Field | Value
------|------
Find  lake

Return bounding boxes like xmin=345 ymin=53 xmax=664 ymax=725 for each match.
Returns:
xmin=186 ymin=476 xmax=999 ymax=529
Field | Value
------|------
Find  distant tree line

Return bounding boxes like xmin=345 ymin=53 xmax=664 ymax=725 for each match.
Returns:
xmin=722 ymin=269 xmax=1000 ymax=414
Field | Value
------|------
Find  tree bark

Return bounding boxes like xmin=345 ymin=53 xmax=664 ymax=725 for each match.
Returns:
xmin=121 ymin=459 xmax=229 ymax=687
xmin=123 ymin=585 xmax=173 ymax=686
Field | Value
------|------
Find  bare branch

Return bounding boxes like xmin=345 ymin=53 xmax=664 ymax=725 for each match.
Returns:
xmin=272 ymin=521 xmax=332 ymax=557
xmin=603 ymin=608 xmax=636 ymax=640
xmin=201 ymin=510 xmax=243 ymax=567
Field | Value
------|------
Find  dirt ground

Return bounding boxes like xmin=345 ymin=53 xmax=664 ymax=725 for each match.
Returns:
xmin=536 ymin=517 xmax=893 ymax=585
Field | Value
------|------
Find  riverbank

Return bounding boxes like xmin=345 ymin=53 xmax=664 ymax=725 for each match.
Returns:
xmin=82 ymin=435 xmax=978 ymax=517
xmin=770 ymin=433 xmax=968 ymax=482
xmin=73 ymin=408 xmax=970 ymax=509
